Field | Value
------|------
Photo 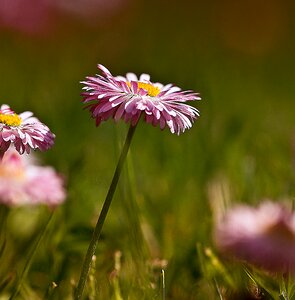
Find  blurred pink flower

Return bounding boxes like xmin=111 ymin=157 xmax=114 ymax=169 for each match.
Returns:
xmin=0 ymin=149 xmax=66 ymax=207
xmin=0 ymin=0 xmax=54 ymax=35
xmin=0 ymin=104 xmax=55 ymax=156
xmin=0 ymin=0 xmax=126 ymax=35
xmin=215 ymin=201 xmax=295 ymax=273
xmin=82 ymin=64 xmax=201 ymax=135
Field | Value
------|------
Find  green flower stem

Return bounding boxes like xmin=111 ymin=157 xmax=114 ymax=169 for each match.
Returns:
xmin=9 ymin=211 xmax=54 ymax=300
xmin=74 ymin=124 xmax=137 ymax=300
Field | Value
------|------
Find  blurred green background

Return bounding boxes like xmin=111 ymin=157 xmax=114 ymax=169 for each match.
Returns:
xmin=1 ymin=0 xmax=295 ymax=298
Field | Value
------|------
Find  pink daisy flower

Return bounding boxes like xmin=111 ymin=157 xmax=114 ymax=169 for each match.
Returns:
xmin=81 ymin=64 xmax=201 ymax=134
xmin=215 ymin=201 xmax=295 ymax=273
xmin=0 ymin=149 xmax=66 ymax=207
xmin=0 ymin=104 xmax=55 ymax=156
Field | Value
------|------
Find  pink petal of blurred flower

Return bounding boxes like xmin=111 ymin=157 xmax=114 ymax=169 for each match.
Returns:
xmin=0 ymin=104 xmax=55 ymax=156
xmin=215 ymin=201 xmax=295 ymax=273
xmin=81 ymin=64 xmax=201 ymax=135
xmin=0 ymin=149 xmax=66 ymax=207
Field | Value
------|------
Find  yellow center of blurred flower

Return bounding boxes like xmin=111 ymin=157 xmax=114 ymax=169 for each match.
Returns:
xmin=0 ymin=114 xmax=22 ymax=127
xmin=0 ymin=167 xmax=25 ymax=180
xmin=0 ymin=163 xmax=25 ymax=180
xmin=127 ymin=82 xmax=161 ymax=97
xmin=0 ymin=153 xmax=26 ymax=180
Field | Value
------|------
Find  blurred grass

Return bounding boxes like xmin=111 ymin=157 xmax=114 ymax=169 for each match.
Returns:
xmin=1 ymin=0 xmax=295 ymax=298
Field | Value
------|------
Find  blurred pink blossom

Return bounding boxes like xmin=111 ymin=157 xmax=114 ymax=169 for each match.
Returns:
xmin=0 ymin=0 xmax=54 ymax=34
xmin=215 ymin=201 xmax=295 ymax=273
xmin=0 ymin=149 xmax=66 ymax=207
xmin=0 ymin=0 xmax=126 ymax=35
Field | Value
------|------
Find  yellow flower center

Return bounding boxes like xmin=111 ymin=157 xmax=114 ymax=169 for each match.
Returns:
xmin=0 ymin=113 xmax=22 ymax=127
xmin=0 ymin=153 xmax=25 ymax=180
xmin=0 ymin=166 xmax=25 ymax=180
xmin=127 ymin=82 xmax=160 ymax=97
